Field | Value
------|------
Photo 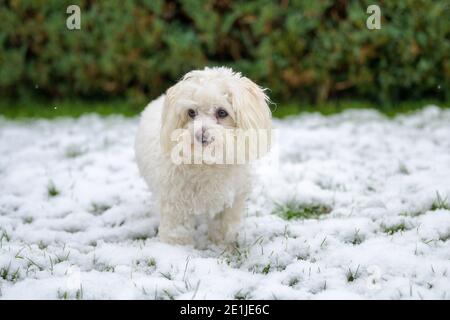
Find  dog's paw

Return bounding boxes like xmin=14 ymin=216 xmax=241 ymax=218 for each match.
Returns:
xmin=159 ymin=229 xmax=194 ymax=246
xmin=208 ymin=228 xmax=237 ymax=245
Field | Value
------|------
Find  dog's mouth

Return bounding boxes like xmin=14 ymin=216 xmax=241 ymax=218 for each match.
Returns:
xmin=171 ymin=128 xmax=271 ymax=165
xmin=194 ymin=128 xmax=217 ymax=146
xmin=196 ymin=136 xmax=215 ymax=146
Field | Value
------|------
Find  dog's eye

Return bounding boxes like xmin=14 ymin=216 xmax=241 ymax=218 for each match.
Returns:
xmin=187 ymin=109 xmax=197 ymax=119
xmin=216 ymin=108 xmax=228 ymax=119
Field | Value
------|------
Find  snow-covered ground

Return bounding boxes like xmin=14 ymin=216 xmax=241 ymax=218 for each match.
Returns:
xmin=1 ymin=106 xmax=449 ymax=300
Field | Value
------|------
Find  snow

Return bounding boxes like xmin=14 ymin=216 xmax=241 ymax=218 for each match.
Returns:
xmin=0 ymin=105 xmax=449 ymax=300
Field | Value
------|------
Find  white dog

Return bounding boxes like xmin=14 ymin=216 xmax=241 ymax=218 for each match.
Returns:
xmin=135 ymin=67 xmax=272 ymax=245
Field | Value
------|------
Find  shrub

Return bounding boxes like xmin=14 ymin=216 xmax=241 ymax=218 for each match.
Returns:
xmin=0 ymin=0 xmax=448 ymax=106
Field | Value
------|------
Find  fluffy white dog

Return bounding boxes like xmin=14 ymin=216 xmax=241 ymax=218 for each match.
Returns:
xmin=135 ymin=67 xmax=272 ymax=245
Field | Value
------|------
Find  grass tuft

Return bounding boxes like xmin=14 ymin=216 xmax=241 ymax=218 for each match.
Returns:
xmin=76 ymin=285 xmax=84 ymax=300
xmin=89 ymin=203 xmax=111 ymax=215
xmin=382 ymin=222 xmax=408 ymax=235
xmin=134 ymin=258 xmax=157 ymax=273
xmin=23 ymin=216 xmax=34 ymax=224
xmin=0 ymin=230 xmax=11 ymax=243
xmin=348 ymin=229 xmax=364 ymax=245
xmin=346 ymin=265 xmax=360 ymax=282
xmin=57 ymin=287 xmax=83 ymax=300
xmin=147 ymin=258 xmax=157 ymax=268
xmin=274 ymin=201 xmax=332 ymax=220
xmin=431 ymin=191 xmax=450 ymax=211
xmin=218 ymin=242 xmax=251 ymax=268
xmin=439 ymin=233 xmax=450 ymax=242
xmin=38 ymin=241 xmax=48 ymax=250
xmin=234 ymin=289 xmax=251 ymax=300
xmin=399 ymin=211 xmax=424 ymax=217
xmin=261 ymin=264 xmax=271 ymax=275
xmin=133 ymin=234 xmax=149 ymax=241
xmin=57 ymin=290 xmax=69 ymax=300
xmin=47 ymin=181 xmax=60 ymax=197
xmin=54 ymin=251 xmax=70 ymax=264
xmin=398 ymin=162 xmax=410 ymax=175
xmin=0 ymin=264 xmax=21 ymax=282
xmin=288 ymin=277 xmax=300 ymax=287
xmin=159 ymin=271 xmax=173 ymax=281
xmin=162 ymin=289 xmax=175 ymax=300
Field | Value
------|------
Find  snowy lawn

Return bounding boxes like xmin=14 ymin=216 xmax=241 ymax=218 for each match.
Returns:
xmin=1 ymin=106 xmax=449 ymax=299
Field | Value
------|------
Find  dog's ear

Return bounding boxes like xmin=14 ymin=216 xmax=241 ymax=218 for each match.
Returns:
xmin=160 ymin=86 xmax=183 ymax=153
xmin=228 ymin=76 xmax=273 ymax=160
xmin=229 ymin=77 xmax=272 ymax=131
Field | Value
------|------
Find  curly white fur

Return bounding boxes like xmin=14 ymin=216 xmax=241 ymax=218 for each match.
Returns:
xmin=135 ymin=67 xmax=272 ymax=245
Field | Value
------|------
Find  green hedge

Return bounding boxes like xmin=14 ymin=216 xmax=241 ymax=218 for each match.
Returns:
xmin=1 ymin=0 xmax=449 ymax=105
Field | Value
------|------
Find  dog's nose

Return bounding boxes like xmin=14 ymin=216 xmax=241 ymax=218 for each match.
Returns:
xmin=195 ymin=128 xmax=210 ymax=145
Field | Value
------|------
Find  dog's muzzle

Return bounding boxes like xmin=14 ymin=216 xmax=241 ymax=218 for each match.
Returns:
xmin=195 ymin=127 xmax=214 ymax=145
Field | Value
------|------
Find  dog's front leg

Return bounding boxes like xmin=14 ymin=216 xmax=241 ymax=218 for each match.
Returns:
xmin=209 ymin=194 xmax=246 ymax=244
xmin=158 ymin=203 xmax=195 ymax=245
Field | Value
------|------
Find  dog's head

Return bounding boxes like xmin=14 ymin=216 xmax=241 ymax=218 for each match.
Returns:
xmin=161 ymin=67 xmax=272 ymax=165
